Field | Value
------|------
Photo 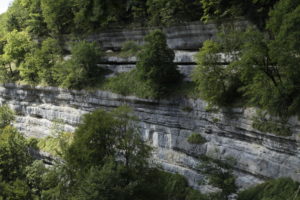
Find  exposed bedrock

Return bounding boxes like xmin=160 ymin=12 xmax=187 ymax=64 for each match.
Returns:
xmin=0 ymin=84 xmax=300 ymax=192
xmin=86 ymin=22 xmax=217 ymax=51
xmin=101 ymin=50 xmax=197 ymax=81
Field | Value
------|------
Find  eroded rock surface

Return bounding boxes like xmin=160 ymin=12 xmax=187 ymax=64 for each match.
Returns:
xmin=1 ymin=84 xmax=300 ymax=191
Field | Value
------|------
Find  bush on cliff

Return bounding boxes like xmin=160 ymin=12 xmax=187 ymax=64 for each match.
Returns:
xmin=55 ymin=41 xmax=103 ymax=89
xmin=136 ymin=29 xmax=182 ymax=98
xmin=103 ymin=30 xmax=182 ymax=99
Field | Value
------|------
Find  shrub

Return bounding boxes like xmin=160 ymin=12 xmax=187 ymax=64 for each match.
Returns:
xmin=55 ymin=41 xmax=103 ymax=89
xmin=102 ymin=69 xmax=157 ymax=99
xmin=252 ymin=111 xmax=291 ymax=136
xmin=36 ymin=132 xmax=73 ymax=156
xmin=238 ymin=178 xmax=300 ymax=200
xmin=192 ymin=39 xmax=242 ymax=107
xmin=187 ymin=133 xmax=207 ymax=144
xmin=186 ymin=189 xmax=209 ymax=200
xmin=120 ymin=40 xmax=141 ymax=57
xmin=136 ymin=29 xmax=182 ymax=97
xmin=199 ymin=156 xmax=237 ymax=198
xmin=0 ymin=104 xmax=15 ymax=129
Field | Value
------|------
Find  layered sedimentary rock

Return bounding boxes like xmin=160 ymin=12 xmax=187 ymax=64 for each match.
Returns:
xmin=86 ymin=22 xmax=217 ymax=50
xmin=101 ymin=50 xmax=196 ymax=80
xmin=1 ymin=83 xmax=300 ymax=192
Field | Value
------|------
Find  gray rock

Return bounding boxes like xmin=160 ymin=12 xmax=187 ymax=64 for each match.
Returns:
xmin=1 ymin=84 xmax=300 ymax=192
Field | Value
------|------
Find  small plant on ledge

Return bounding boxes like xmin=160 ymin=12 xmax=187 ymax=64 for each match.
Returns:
xmin=252 ymin=110 xmax=292 ymax=136
xmin=187 ymin=133 xmax=207 ymax=144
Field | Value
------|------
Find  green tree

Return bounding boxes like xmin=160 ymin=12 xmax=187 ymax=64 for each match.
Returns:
xmin=0 ymin=30 xmax=34 ymax=80
xmin=72 ymin=0 xmax=130 ymax=33
xmin=41 ymin=0 xmax=74 ymax=35
xmin=65 ymin=106 xmax=150 ymax=170
xmin=129 ymin=0 xmax=148 ymax=26
xmin=0 ymin=126 xmax=33 ymax=182
xmin=65 ymin=109 xmax=119 ymax=169
xmin=235 ymin=0 xmax=300 ymax=117
xmin=0 ymin=105 xmax=15 ymax=129
xmin=147 ymin=0 xmax=203 ymax=26
xmin=55 ymin=41 xmax=102 ymax=89
xmin=136 ymin=29 xmax=182 ymax=97
xmin=5 ymin=0 xmax=48 ymax=37
xmin=5 ymin=0 xmax=30 ymax=32
xmin=192 ymin=27 xmax=243 ymax=107
xmin=77 ymin=160 xmax=128 ymax=200
xmin=25 ymin=160 xmax=49 ymax=197
xmin=200 ymin=0 xmax=278 ymax=29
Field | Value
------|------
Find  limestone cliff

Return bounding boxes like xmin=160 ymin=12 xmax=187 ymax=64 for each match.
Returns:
xmin=0 ymin=21 xmax=299 ymax=194
xmin=1 ymin=83 xmax=300 ymax=193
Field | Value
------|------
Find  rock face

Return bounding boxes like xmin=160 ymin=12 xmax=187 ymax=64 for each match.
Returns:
xmin=86 ymin=22 xmax=217 ymax=50
xmin=1 ymin=83 xmax=300 ymax=192
xmin=101 ymin=50 xmax=196 ymax=81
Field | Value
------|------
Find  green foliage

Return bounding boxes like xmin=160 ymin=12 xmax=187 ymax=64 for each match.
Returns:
xmin=37 ymin=38 xmax=62 ymax=85
xmin=199 ymin=156 xmax=237 ymax=199
xmin=5 ymin=0 xmax=30 ymax=32
xmin=36 ymin=132 xmax=73 ymax=156
xmin=19 ymin=37 xmax=62 ymax=85
xmin=0 ymin=105 xmax=15 ymax=129
xmin=25 ymin=160 xmax=49 ymax=197
xmin=120 ymin=40 xmax=141 ymax=57
xmin=41 ymin=0 xmax=74 ymax=35
xmin=200 ymin=0 xmax=278 ymax=29
xmin=73 ymin=0 xmax=129 ymax=33
xmin=193 ymin=1 xmax=300 ymax=119
xmin=1 ymin=30 xmax=33 ymax=67
xmin=102 ymin=69 xmax=157 ymax=98
xmin=77 ymin=160 xmax=128 ymax=200
xmin=192 ymin=26 xmax=244 ymax=107
xmin=192 ymin=38 xmax=242 ymax=107
xmin=146 ymin=0 xmax=203 ymax=26
xmin=5 ymin=0 xmax=48 ymax=37
xmin=55 ymin=41 xmax=103 ymax=89
xmin=0 ymin=13 xmax=8 ymax=37
xmin=137 ymin=30 xmax=182 ymax=97
xmin=252 ymin=111 xmax=291 ymax=136
xmin=0 ymin=126 xmax=33 ymax=182
xmin=187 ymin=133 xmax=207 ymax=144
xmin=238 ymin=178 xmax=300 ymax=200
xmin=65 ymin=106 xmax=151 ymax=170
xmin=186 ymin=189 xmax=209 ymax=200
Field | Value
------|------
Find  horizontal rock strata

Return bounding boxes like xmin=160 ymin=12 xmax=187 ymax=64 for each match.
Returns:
xmin=0 ymin=84 xmax=300 ymax=191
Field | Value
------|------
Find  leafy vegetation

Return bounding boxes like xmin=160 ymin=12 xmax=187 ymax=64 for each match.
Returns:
xmin=198 ymin=156 xmax=237 ymax=199
xmin=104 ymin=30 xmax=182 ymax=99
xmin=136 ymin=29 xmax=182 ymax=97
xmin=102 ymin=69 xmax=157 ymax=99
xmin=187 ymin=133 xmax=207 ymax=144
xmin=192 ymin=0 xmax=300 ymax=121
xmin=55 ymin=41 xmax=103 ymax=89
xmin=237 ymin=178 xmax=300 ymax=200
xmin=200 ymin=0 xmax=279 ymax=29
xmin=252 ymin=111 xmax=291 ymax=136
xmin=0 ymin=104 xmax=15 ymax=128
xmin=120 ymin=40 xmax=141 ymax=57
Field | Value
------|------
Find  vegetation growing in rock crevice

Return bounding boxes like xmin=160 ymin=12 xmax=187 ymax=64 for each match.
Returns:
xmin=187 ymin=133 xmax=207 ymax=144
